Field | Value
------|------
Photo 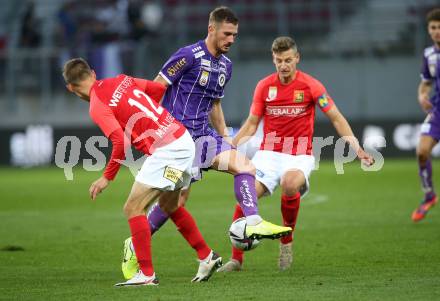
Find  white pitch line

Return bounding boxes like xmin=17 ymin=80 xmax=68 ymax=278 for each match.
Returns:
xmin=302 ymin=194 xmax=329 ymax=206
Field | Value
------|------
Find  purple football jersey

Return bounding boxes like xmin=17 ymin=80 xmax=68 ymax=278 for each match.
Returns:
xmin=421 ymin=45 xmax=440 ymax=112
xmin=159 ymin=40 xmax=233 ymax=138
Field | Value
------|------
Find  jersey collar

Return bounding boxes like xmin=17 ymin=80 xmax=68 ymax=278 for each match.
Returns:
xmin=277 ymin=70 xmax=298 ymax=86
xmin=200 ymin=40 xmax=220 ymax=61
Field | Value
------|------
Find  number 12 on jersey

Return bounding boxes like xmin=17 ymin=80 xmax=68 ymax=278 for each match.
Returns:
xmin=128 ymin=89 xmax=164 ymax=122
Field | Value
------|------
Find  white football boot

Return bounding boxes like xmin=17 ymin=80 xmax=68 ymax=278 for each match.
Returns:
xmin=191 ymin=251 xmax=222 ymax=282
xmin=115 ymin=271 xmax=159 ymax=287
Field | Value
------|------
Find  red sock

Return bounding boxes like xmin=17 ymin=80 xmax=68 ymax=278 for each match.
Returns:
xmin=128 ymin=215 xmax=154 ymax=276
xmin=170 ymin=206 xmax=211 ymax=260
xmin=231 ymin=204 xmax=244 ymax=264
xmin=280 ymin=193 xmax=301 ymax=244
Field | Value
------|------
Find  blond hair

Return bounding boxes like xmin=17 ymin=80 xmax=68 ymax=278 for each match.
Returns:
xmin=271 ymin=36 xmax=298 ymax=54
xmin=62 ymin=58 xmax=92 ymax=85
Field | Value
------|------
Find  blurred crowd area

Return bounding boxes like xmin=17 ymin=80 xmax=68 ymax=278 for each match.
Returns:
xmin=6 ymin=0 xmax=437 ymax=52
xmin=56 ymin=0 xmax=163 ymax=47
xmin=4 ymin=0 xmax=165 ymax=79
xmin=1 ymin=0 xmax=437 ymax=72
xmin=0 ymin=0 xmax=438 ymax=123
xmin=55 ymin=0 xmax=164 ymax=79
xmin=12 ymin=0 xmax=163 ymax=48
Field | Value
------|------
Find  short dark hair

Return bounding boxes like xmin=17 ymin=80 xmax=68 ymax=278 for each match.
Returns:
xmin=271 ymin=36 xmax=298 ymax=54
xmin=62 ymin=58 xmax=92 ymax=85
xmin=209 ymin=6 xmax=238 ymax=25
xmin=427 ymin=8 xmax=440 ymax=23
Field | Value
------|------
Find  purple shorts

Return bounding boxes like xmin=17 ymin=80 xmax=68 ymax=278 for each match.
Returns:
xmin=191 ymin=131 xmax=235 ymax=181
xmin=421 ymin=112 xmax=440 ymax=141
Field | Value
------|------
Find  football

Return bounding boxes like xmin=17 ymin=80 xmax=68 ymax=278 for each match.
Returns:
xmin=229 ymin=217 xmax=260 ymax=251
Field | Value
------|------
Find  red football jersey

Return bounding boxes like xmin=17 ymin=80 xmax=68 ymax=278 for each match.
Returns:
xmin=250 ymin=70 xmax=334 ymax=155
xmin=89 ymin=74 xmax=186 ymax=180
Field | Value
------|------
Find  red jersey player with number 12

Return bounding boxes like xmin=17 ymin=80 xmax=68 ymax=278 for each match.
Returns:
xmin=218 ymin=37 xmax=374 ymax=272
xmin=62 ymin=58 xmax=222 ymax=286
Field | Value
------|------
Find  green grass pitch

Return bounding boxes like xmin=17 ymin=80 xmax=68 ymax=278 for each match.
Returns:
xmin=1 ymin=159 xmax=440 ymax=300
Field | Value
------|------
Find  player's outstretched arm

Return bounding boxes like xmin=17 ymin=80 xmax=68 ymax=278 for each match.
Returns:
xmin=232 ymin=114 xmax=261 ymax=147
xmin=89 ymin=97 xmax=129 ymax=200
xmin=324 ymin=106 xmax=374 ymax=166
xmin=418 ymin=80 xmax=433 ymax=113
xmin=88 ymin=129 xmax=127 ymax=200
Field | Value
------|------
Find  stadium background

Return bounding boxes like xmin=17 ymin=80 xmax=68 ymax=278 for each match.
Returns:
xmin=2 ymin=1 xmax=440 ymax=300
xmin=0 ymin=0 xmax=438 ymax=167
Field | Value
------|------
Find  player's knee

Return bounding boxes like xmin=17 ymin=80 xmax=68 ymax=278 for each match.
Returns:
xmin=230 ymin=152 xmax=256 ymax=175
xmin=282 ymin=183 xmax=300 ymax=196
xmin=281 ymin=178 xmax=303 ymax=196
xmin=234 ymin=162 xmax=256 ymax=176
xmin=244 ymin=165 xmax=256 ymax=176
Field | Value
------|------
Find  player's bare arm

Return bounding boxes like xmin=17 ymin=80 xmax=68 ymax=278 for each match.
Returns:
xmin=88 ymin=132 xmax=123 ymax=200
xmin=232 ymin=114 xmax=261 ymax=147
xmin=153 ymin=74 xmax=170 ymax=105
xmin=209 ymin=99 xmax=231 ymax=142
xmin=154 ymin=74 xmax=170 ymax=87
xmin=324 ymin=106 xmax=374 ymax=166
xmin=88 ymin=130 xmax=123 ymax=201
xmin=418 ymin=80 xmax=433 ymax=113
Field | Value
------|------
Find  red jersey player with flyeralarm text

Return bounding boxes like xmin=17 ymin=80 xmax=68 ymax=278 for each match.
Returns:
xmin=218 ymin=37 xmax=374 ymax=272
xmin=62 ymin=58 xmax=222 ymax=286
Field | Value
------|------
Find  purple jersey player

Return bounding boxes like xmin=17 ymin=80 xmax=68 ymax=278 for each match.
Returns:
xmin=159 ymin=41 xmax=233 ymax=138
xmin=146 ymin=7 xmax=292 ymax=240
xmin=413 ymin=8 xmax=440 ymax=222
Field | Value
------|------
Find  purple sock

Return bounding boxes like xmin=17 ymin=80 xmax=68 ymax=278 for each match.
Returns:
xmin=234 ymin=173 xmax=259 ymax=216
xmin=419 ymin=159 xmax=436 ymax=201
xmin=147 ymin=203 xmax=169 ymax=235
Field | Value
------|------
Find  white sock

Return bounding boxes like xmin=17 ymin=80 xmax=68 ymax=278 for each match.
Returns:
xmin=201 ymin=250 xmax=213 ymax=263
xmin=246 ymin=214 xmax=263 ymax=226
